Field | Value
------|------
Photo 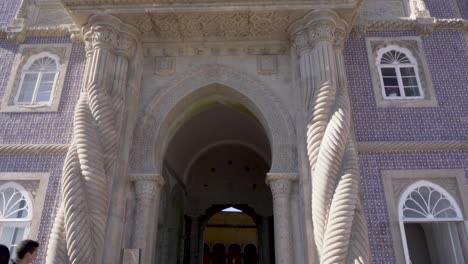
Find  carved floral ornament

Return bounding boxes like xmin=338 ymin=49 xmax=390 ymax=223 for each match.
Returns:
xmin=82 ymin=15 xmax=139 ymax=58
xmin=289 ymin=9 xmax=349 ymax=54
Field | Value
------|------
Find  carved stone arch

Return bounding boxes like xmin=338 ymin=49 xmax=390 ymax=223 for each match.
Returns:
xmin=130 ymin=63 xmax=297 ymax=175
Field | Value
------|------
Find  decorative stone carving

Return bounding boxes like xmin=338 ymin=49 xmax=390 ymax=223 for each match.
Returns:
xmin=126 ymin=10 xmax=308 ymax=42
xmin=154 ymin=56 xmax=176 ymax=76
xmin=257 ymin=55 xmax=278 ymax=75
xmin=289 ymin=8 xmax=370 ymax=264
xmin=360 ymin=1 xmax=405 ymax=20
xmin=46 ymin=15 xmax=140 ymax=264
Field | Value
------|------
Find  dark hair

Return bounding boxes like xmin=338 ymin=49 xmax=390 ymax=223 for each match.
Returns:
xmin=16 ymin=240 xmax=39 ymax=260
xmin=0 ymin=244 xmax=10 ymax=264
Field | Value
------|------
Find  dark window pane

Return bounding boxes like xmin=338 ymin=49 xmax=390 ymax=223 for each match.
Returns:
xmin=381 ymin=68 xmax=396 ymax=76
xmin=404 ymin=87 xmax=421 ymax=97
xmin=385 ymin=87 xmax=401 ymax=97
xmin=402 ymin=77 xmax=419 ymax=86
xmin=383 ymin=77 xmax=398 ymax=86
xmin=400 ymin=67 xmax=416 ymax=76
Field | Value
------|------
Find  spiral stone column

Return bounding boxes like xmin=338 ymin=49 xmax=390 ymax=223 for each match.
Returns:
xmin=46 ymin=15 xmax=139 ymax=264
xmin=266 ymin=173 xmax=297 ymax=264
xmin=131 ymin=174 xmax=165 ymax=263
xmin=289 ymin=9 xmax=370 ymax=264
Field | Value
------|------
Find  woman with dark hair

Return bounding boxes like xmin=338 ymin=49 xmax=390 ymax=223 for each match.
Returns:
xmin=0 ymin=244 xmax=10 ymax=264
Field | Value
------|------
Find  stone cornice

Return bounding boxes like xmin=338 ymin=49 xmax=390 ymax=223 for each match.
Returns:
xmin=357 ymin=140 xmax=468 ymax=153
xmin=0 ymin=144 xmax=69 ymax=155
xmin=1 ymin=141 xmax=465 ymax=155
xmin=351 ymin=18 xmax=468 ymax=36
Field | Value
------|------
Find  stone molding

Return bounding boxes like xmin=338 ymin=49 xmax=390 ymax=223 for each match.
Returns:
xmin=130 ymin=173 xmax=166 ymax=199
xmin=357 ymin=140 xmax=468 ymax=152
xmin=0 ymin=140 xmax=464 ymax=155
xmin=144 ymin=42 xmax=288 ymax=57
xmin=0 ymin=144 xmax=69 ymax=154
xmin=351 ymin=18 xmax=468 ymax=36
xmin=2 ymin=18 xmax=467 ymax=43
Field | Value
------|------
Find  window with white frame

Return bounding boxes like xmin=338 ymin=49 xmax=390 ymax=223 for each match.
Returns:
xmin=399 ymin=181 xmax=466 ymax=264
xmin=377 ymin=46 xmax=423 ymax=100
xmin=15 ymin=52 xmax=60 ymax=106
xmin=0 ymin=182 xmax=32 ymax=259
xmin=0 ymin=44 xmax=72 ymax=113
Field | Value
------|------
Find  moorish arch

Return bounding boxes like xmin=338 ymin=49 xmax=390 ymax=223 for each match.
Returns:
xmin=130 ymin=63 xmax=297 ymax=175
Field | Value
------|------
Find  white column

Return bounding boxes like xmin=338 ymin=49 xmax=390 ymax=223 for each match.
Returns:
xmin=131 ymin=174 xmax=165 ymax=264
xmin=289 ymin=9 xmax=370 ymax=264
xmin=266 ymin=173 xmax=297 ymax=264
xmin=47 ymin=14 xmax=139 ymax=264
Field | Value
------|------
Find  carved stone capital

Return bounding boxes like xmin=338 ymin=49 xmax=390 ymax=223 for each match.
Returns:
xmin=289 ymin=9 xmax=349 ymax=54
xmin=83 ymin=15 xmax=139 ymax=58
xmin=266 ymin=173 xmax=298 ymax=198
xmin=130 ymin=173 xmax=165 ymax=199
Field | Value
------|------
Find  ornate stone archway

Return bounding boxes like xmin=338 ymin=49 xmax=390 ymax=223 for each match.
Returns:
xmin=130 ymin=63 xmax=297 ymax=175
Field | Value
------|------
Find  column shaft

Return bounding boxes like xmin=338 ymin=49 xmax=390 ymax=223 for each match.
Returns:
xmin=131 ymin=174 xmax=165 ymax=264
xmin=289 ymin=9 xmax=370 ymax=264
xmin=267 ymin=173 xmax=297 ymax=264
xmin=47 ymin=14 xmax=139 ymax=264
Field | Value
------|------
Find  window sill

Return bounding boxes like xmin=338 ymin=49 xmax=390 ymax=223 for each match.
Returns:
xmin=376 ymin=97 xmax=438 ymax=108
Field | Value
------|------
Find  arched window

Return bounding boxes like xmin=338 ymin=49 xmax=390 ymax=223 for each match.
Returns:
xmin=399 ymin=181 xmax=466 ymax=264
xmin=376 ymin=46 xmax=423 ymax=99
xmin=15 ymin=52 xmax=60 ymax=105
xmin=0 ymin=183 xmax=33 ymax=257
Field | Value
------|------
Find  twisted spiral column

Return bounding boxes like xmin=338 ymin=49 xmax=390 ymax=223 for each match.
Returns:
xmin=46 ymin=15 xmax=138 ymax=264
xmin=130 ymin=174 xmax=165 ymax=263
xmin=289 ymin=9 xmax=370 ymax=264
xmin=266 ymin=173 xmax=298 ymax=264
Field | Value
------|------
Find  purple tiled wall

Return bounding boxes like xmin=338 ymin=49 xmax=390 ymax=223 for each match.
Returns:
xmin=0 ymin=0 xmax=20 ymax=28
xmin=359 ymin=150 xmax=468 ymax=263
xmin=0 ymin=37 xmax=84 ymax=263
xmin=0 ymin=37 xmax=85 ymax=145
xmin=425 ymin=0 xmax=461 ymax=18
xmin=345 ymin=30 xmax=468 ymax=143
xmin=0 ymin=154 xmax=64 ymax=263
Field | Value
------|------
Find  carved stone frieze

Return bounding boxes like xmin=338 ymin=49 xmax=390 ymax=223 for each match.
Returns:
xmin=154 ymin=56 xmax=176 ymax=76
xmin=119 ymin=10 xmax=308 ymax=42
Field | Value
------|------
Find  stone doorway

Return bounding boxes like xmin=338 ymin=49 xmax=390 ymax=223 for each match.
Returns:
xmin=156 ymin=96 xmax=274 ymax=264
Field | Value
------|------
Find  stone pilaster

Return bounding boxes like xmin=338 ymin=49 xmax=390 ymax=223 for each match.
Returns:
xmin=189 ymin=216 xmax=201 ymax=264
xmin=266 ymin=173 xmax=297 ymax=264
xmin=410 ymin=0 xmax=431 ymax=18
xmin=289 ymin=8 xmax=370 ymax=264
xmin=46 ymin=15 xmax=139 ymax=264
xmin=131 ymin=174 xmax=165 ymax=263
xmin=260 ymin=217 xmax=271 ymax=264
